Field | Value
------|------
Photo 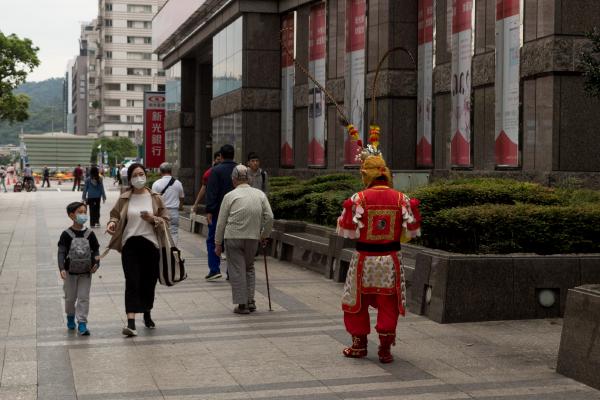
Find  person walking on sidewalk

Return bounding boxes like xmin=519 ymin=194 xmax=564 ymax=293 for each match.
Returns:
xmin=42 ymin=166 xmax=51 ymax=188
xmin=106 ymin=163 xmax=170 ymax=337
xmin=73 ymin=164 xmax=83 ymax=191
xmin=120 ymin=164 xmax=128 ymax=187
xmin=0 ymin=166 xmax=7 ymax=192
xmin=152 ymin=162 xmax=185 ymax=244
xmin=58 ymin=202 xmax=100 ymax=336
xmin=215 ymin=165 xmax=273 ymax=314
xmin=82 ymin=166 xmax=107 ymax=228
xmin=336 ymin=153 xmax=421 ymax=364
xmin=246 ymin=152 xmax=269 ymax=193
xmin=191 ymin=151 xmax=222 ymax=213
xmin=205 ymin=144 xmax=237 ymax=281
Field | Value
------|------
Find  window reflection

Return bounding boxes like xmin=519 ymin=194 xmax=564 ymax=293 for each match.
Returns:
xmin=213 ymin=17 xmax=243 ymax=97
xmin=212 ymin=112 xmax=243 ymax=163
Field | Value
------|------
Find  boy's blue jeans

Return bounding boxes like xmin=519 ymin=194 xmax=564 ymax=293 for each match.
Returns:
xmin=206 ymin=218 xmax=221 ymax=274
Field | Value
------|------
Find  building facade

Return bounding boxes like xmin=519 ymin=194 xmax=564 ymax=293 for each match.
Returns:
xmin=153 ymin=0 xmax=600 ymax=200
xmin=95 ymin=0 xmax=167 ymax=139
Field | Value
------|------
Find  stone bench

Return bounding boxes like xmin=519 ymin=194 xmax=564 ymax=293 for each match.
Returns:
xmin=557 ymin=285 xmax=600 ymax=390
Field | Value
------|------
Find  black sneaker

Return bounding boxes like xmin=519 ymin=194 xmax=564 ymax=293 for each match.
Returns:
xmin=234 ymin=304 xmax=250 ymax=314
xmin=122 ymin=326 xmax=138 ymax=337
xmin=205 ymin=272 xmax=222 ymax=281
xmin=248 ymin=301 xmax=256 ymax=312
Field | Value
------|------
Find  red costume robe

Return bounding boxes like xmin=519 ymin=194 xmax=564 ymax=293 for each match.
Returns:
xmin=337 ymin=184 xmax=421 ymax=335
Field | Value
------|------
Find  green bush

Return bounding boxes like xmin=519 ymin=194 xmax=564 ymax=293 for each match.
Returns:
xmin=269 ymin=173 xmax=361 ymax=225
xmin=145 ymin=172 xmax=161 ymax=189
xmin=426 ymin=203 xmax=600 ymax=254
xmin=409 ymin=179 xmax=561 ymax=217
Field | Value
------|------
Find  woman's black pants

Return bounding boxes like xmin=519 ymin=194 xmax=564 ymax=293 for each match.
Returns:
xmin=121 ymin=236 xmax=159 ymax=313
xmin=87 ymin=198 xmax=101 ymax=226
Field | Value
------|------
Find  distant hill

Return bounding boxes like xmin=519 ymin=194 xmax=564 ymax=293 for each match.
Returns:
xmin=0 ymin=78 xmax=65 ymax=145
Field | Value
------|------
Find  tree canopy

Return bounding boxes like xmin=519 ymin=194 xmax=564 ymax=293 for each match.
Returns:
xmin=582 ymin=28 xmax=600 ymax=99
xmin=91 ymin=137 xmax=137 ymax=167
xmin=0 ymin=32 xmax=40 ymax=123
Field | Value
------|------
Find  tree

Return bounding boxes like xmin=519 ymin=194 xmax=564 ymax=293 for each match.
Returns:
xmin=0 ymin=32 xmax=40 ymax=123
xmin=91 ymin=137 xmax=137 ymax=167
xmin=582 ymin=28 xmax=600 ymax=99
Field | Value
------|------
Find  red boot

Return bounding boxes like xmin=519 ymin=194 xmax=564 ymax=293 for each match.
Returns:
xmin=378 ymin=333 xmax=396 ymax=363
xmin=343 ymin=335 xmax=368 ymax=358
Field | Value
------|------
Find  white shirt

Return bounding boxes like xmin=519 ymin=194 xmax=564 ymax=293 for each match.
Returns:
xmin=152 ymin=175 xmax=184 ymax=209
xmin=122 ymin=192 xmax=158 ymax=248
xmin=120 ymin=167 xmax=128 ymax=177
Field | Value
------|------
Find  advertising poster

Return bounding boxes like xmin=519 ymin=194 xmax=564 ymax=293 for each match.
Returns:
xmin=495 ymin=0 xmax=520 ymax=166
xmin=281 ymin=13 xmax=295 ymax=167
xmin=417 ymin=0 xmax=434 ymax=167
xmin=450 ymin=0 xmax=473 ymax=166
xmin=308 ymin=2 xmax=327 ymax=167
xmin=143 ymin=91 xmax=166 ymax=168
xmin=344 ymin=0 xmax=366 ymax=165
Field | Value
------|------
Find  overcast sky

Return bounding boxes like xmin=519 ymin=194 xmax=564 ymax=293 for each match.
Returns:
xmin=0 ymin=0 xmax=98 ymax=82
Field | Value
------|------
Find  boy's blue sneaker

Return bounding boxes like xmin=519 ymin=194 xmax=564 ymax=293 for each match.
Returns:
xmin=66 ymin=315 xmax=76 ymax=330
xmin=78 ymin=322 xmax=90 ymax=336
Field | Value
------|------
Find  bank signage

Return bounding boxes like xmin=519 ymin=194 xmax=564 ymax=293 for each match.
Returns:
xmin=417 ymin=0 xmax=434 ymax=167
xmin=344 ymin=0 xmax=366 ymax=165
xmin=144 ymin=92 xmax=166 ymax=168
xmin=495 ymin=0 xmax=520 ymax=167
xmin=450 ymin=0 xmax=473 ymax=167
xmin=308 ymin=2 xmax=327 ymax=167
xmin=281 ymin=13 xmax=295 ymax=167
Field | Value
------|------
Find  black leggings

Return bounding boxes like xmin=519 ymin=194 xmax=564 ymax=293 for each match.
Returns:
xmin=121 ymin=236 xmax=159 ymax=313
xmin=87 ymin=198 xmax=101 ymax=225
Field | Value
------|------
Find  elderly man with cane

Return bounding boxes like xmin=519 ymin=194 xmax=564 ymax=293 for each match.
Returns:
xmin=215 ymin=165 xmax=274 ymax=314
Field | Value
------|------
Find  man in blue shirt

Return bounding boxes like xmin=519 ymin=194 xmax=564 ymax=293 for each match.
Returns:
xmin=205 ymin=144 xmax=237 ymax=281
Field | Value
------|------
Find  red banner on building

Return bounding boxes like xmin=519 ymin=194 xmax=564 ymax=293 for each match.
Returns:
xmin=344 ymin=0 xmax=366 ymax=165
xmin=308 ymin=2 xmax=327 ymax=167
xmin=450 ymin=0 xmax=473 ymax=167
xmin=417 ymin=0 xmax=434 ymax=167
xmin=144 ymin=92 xmax=166 ymax=168
xmin=495 ymin=0 xmax=520 ymax=166
xmin=281 ymin=13 xmax=295 ymax=167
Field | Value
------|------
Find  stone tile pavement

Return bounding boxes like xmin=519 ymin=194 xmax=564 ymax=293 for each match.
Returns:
xmin=0 ymin=189 xmax=599 ymax=399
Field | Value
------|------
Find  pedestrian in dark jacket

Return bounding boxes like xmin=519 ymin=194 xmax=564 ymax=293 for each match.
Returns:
xmin=82 ymin=166 xmax=107 ymax=227
xmin=42 ymin=166 xmax=51 ymax=188
xmin=204 ymin=144 xmax=237 ymax=281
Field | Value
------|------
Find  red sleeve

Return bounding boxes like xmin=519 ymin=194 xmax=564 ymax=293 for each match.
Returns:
xmin=202 ymin=168 xmax=212 ymax=185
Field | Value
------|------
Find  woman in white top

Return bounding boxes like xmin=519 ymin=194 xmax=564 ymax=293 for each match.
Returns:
xmin=107 ymin=163 xmax=170 ymax=337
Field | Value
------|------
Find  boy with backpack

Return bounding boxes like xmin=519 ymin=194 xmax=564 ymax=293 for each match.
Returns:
xmin=57 ymin=202 xmax=100 ymax=336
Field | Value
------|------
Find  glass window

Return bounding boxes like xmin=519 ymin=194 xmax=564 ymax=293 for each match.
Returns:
xmin=105 ymin=3 xmax=113 ymax=11
xmin=212 ymin=16 xmax=243 ymax=98
xmin=212 ymin=112 xmax=243 ymax=162
xmin=105 ymin=19 xmax=112 ymax=27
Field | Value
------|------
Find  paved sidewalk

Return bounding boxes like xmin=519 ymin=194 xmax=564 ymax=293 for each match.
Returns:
xmin=0 ymin=190 xmax=599 ymax=399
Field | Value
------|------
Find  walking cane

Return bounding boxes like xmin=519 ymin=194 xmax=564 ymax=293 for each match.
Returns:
xmin=262 ymin=242 xmax=273 ymax=311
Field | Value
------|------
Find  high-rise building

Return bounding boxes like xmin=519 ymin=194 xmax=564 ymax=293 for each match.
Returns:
xmin=64 ymin=59 xmax=75 ymax=134
xmin=95 ymin=0 xmax=167 ymax=139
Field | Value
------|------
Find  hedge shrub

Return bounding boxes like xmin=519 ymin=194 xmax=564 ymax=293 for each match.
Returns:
xmin=269 ymin=173 xmax=362 ymax=225
xmin=269 ymin=175 xmax=600 ymax=254
xmin=409 ymin=179 xmax=561 ymax=217
xmin=426 ymin=203 xmax=600 ymax=254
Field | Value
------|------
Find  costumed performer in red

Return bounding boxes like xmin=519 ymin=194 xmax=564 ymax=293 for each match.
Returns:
xmin=336 ymin=132 xmax=421 ymax=363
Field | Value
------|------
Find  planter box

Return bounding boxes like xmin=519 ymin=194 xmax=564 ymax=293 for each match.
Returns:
xmin=557 ymin=285 xmax=600 ymax=390
xmin=408 ymin=245 xmax=600 ymax=323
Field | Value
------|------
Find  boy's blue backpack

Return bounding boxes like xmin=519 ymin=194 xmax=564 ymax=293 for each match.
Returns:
xmin=66 ymin=230 xmax=92 ymax=274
